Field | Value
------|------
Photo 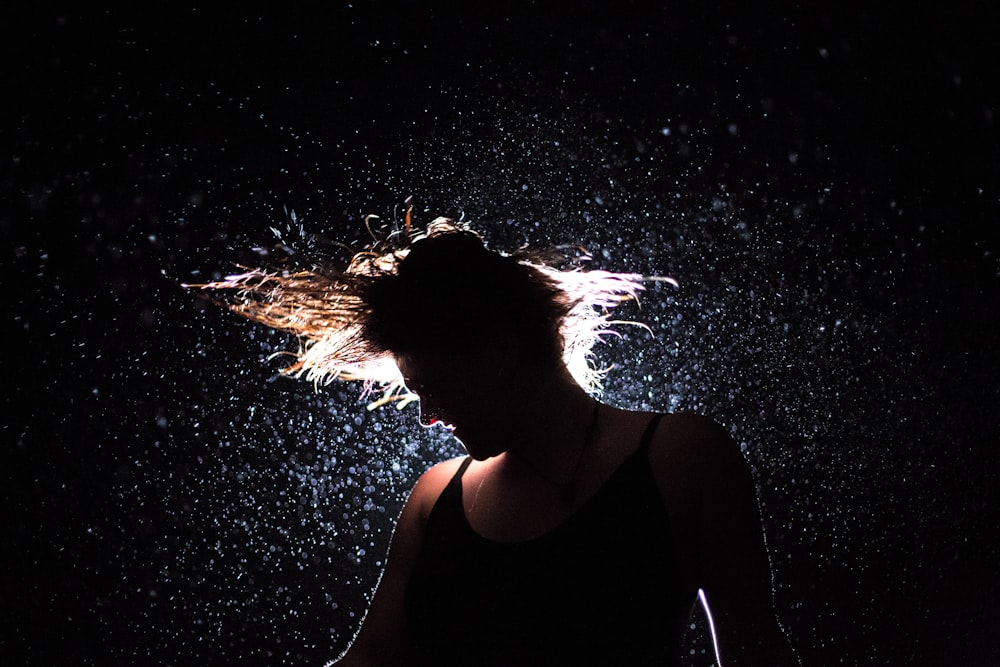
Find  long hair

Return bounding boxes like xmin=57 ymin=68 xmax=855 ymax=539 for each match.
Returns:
xmin=189 ymin=218 xmax=658 ymax=408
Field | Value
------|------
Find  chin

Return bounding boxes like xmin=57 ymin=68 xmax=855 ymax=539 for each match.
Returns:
xmin=461 ymin=438 xmax=503 ymax=461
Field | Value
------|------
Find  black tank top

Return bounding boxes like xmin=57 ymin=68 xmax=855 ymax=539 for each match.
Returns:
xmin=404 ymin=414 xmax=693 ymax=666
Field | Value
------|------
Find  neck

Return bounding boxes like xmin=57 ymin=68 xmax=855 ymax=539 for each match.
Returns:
xmin=493 ymin=365 xmax=599 ymax=483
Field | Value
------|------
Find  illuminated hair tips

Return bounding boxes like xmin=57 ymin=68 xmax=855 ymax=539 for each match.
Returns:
xmin=192 ymin=217 xmax=650 ymax=403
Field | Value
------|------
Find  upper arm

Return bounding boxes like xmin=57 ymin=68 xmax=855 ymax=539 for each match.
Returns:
xmin=652 ymin=413 xmax=799 ymax=666
xmin=330 ymin=458 xmax=461 ymax=667
xmin=692 ymin=417 xmax=774 ymax=607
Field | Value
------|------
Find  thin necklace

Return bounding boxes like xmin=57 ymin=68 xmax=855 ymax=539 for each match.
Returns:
xmin=512 ymin=398 xmax=600 ymax=503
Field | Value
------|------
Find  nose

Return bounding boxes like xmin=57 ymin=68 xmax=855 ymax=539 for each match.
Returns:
xmin=418 ymin=395 xmax=458 ymax=430
xmin=417 ymin=397 xmax=444 ymax=428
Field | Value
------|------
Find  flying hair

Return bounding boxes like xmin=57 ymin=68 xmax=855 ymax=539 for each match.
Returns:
xmin=188 ymin=217 xmax=674 ymax=409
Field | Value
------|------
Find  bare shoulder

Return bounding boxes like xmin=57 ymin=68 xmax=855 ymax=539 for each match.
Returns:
xmin=406 ymin=456 xmax=466 ymax=520
xmin=651 ymin=410 xmax=739 ymax=453
xmin=647 ymin=411 xmax=746 ymax=491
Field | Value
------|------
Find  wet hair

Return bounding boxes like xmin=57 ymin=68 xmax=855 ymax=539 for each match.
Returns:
xmin=193 ymin=218 xmax=646 ymax=404
xmin=364 ymin=227 xmax=570 ymax=361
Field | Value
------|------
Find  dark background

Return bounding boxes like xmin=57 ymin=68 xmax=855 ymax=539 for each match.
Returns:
xmin=3 ymin=3 xmax=998 ymax=665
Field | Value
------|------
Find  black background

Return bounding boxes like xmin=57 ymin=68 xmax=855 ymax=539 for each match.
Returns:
xmin=3 ymin=3 xmax=998 ymax=665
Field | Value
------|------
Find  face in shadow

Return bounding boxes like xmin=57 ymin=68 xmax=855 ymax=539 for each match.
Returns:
xmin=396 ymin=340 xmax=517 ymax=460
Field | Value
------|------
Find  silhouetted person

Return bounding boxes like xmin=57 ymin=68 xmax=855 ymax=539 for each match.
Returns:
xmin=198 ymin=218 xmax=800 ymax=666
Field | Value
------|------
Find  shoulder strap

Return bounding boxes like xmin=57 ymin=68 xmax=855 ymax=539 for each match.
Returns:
xmin=637 ymin=414 xmax=664 ymax=453
xmin=444 ymin=456 xmax=474 ymax=493
xmin=453 ymin=456 xmax=473 ymax=481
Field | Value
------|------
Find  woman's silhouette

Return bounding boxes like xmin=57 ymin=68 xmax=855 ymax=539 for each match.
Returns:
xmin=198 ymin=218 xmax=800 ymax=666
